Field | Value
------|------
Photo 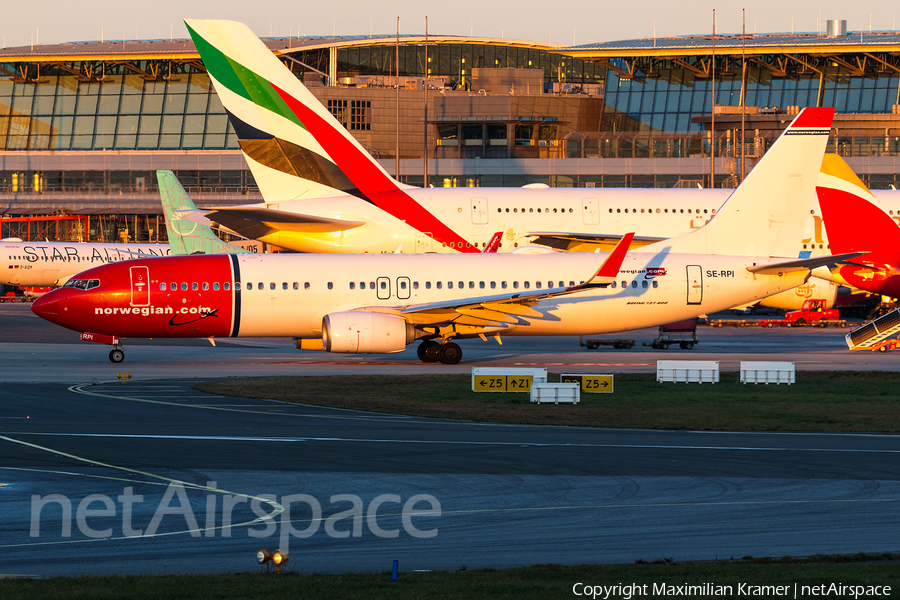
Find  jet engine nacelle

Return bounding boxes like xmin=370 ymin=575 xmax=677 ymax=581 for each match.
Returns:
xmin=322 ymin=311 xmax=415 ymax=354
xmin=758 ymin=277 xmax=838 ymax=310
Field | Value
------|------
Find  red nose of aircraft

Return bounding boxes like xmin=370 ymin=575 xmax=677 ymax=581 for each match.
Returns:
xmin=31 ymin=290 xmax=60 ymax=320
xmin=30 ymin=255 xmax=239 ymax=341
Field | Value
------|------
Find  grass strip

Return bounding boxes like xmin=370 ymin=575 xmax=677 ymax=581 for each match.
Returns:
xmin=2 ymin=555 xmax=898 ymax=600
xmin=195 ymin=371 xmax=900 ymax=432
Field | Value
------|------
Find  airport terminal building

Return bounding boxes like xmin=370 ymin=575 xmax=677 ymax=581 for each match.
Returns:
xmin=2 ymin=20 xmax=900 ymax=241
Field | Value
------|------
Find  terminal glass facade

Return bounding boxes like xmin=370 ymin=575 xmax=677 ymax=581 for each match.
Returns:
xmin=307 ymin=44 xmax=604 ymax=88
xmin=0 ymin=64 xmax=238 ymax=151
xmin=603 ymin=57 xmax=900 ymax=132
xmin=0 ymin=44 xmax=604 ymax=153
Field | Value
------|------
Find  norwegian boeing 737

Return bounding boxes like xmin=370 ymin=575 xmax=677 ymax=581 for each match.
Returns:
xmin=32 ymin=107 xmax=860 ymax=364
xmin=0 ymin=171 xmax=249 ymax=290
xmin=184 ymin=19 xmax=898 ymax=259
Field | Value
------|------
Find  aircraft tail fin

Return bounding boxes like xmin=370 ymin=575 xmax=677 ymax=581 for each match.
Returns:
xmin=185 ymin=19 xmax=410 ymax=202
xmin=482 ymin=232 xmax=503 ymax=253
xmin=652 ymin=107 xmax=835 ymax=257
xmin=158 ymin=171 xmax=251 ymax=255
xmin=816 ymin=154 xmax=900 ymax=254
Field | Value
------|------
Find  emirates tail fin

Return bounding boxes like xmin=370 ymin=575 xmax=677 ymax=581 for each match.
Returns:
xmin=185 ymin=19 xmax=410 ymax=202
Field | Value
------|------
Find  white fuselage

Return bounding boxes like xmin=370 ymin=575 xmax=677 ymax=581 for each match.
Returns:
xmin=227 ymin=251 xmax=807 ymax=338
xmin=246 ymin=187 xmax=900 ymax=254
xmin=0 ymin=241 xmax=172 ymax=287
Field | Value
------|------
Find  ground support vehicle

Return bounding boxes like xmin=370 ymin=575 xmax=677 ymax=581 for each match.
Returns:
xmin=757 ymin=299 xmax=846 ymax=328
xmin=867 ymin=338 xmax=900 ymax=352
xmin=707 ymin=319 xmax=754 ymax=327
xmin=757 ymin=318 xmax=847 ymax=328
xmin=846 ymin=308 xmax=900 ymax=351
xmin=579 ymin=337 xmax=635 ymax=350
xmin=644 ymin=319 xmax=699 ymax=350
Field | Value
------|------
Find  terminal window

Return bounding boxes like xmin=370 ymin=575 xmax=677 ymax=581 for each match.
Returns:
xmin=349 ymin=100 xmax=371 ymax=131
xmin=327 ymin=99 xmax=348 ymax=128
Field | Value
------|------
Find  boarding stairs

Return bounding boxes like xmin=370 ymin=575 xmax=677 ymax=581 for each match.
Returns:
xmin=846 ymin=308 xmax=900 ymax=350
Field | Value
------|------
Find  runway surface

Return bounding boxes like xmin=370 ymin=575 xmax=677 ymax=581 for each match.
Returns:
xmin=1 ymin=304 xmax=899 ymax=576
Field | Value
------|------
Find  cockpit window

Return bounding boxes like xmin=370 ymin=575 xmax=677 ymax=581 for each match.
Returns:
xmin=63 ymin=278 xmax=100 ymax=290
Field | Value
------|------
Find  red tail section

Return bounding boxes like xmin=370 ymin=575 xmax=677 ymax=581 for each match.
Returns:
xmin=816 ymin=186 xmax=900 ymax=254
xmin=482 ymin=232 xmax=503 ymax=254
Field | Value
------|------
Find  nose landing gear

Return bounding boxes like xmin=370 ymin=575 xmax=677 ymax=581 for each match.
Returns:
xmin=109 ymin=348 xmax=125 ymax=363
xmin=416 ymin=339 xmax=463 ymax=364
xmin=79 ymin=332 xmax=125 ymax=363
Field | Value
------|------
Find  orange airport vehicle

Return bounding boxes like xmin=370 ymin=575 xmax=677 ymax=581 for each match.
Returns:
xmin=867 ymin=338 xmax=900 ymax=352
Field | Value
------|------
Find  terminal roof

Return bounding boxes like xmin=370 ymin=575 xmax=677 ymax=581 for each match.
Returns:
xmin=556 ymin=30 xmax=900 ymax=58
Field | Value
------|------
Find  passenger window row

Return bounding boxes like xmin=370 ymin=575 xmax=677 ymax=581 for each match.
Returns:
xmin=156 ymin=278 xmax=660 ymax=294
xmin=611 ymin=280 xmax=659 ymax=289
xmin=160 ymin=282 xmax=231 ymax=291
xmin=610 ymin=208 xmax=715 ymax=214
xmin=8 ymin=255 xmax=126 ymax=262
xmin=496 ymin=208 xmax=575 ymax=214
xmin=442 ymin=241 xmax=486 ymax=249
xmin=421 ymin=280 xmax=575 ymax=290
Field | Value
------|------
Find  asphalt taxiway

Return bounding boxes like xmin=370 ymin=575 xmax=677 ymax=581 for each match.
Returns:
xmin=0 ymin=304 xmax=895 ymax=383
xmin=1 ymin=304 xmax=898 ymax=576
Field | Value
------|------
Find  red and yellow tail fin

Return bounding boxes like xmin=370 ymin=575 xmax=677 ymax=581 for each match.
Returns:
xmin=816 ymin=154 xmax=900 ymax=254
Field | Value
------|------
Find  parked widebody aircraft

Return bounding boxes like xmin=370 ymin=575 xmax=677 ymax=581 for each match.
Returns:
xmin=0 ymin=171 xmax=249 ymax=289
xmin=184 ymin=19 xmax=900 ymax=260
xmin=33 ymin=108 xmax=860 ymax=364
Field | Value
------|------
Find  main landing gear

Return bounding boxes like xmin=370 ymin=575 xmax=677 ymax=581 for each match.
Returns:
xmin=416 ymin=340 xmax=463 ymax=364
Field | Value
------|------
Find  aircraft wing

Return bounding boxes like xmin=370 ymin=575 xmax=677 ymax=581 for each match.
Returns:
xmin=202 ymin=207 xmax=366 ymax=240
xmin=364 ymin=233 xmax=635 ymax=328
xmin=525 ymin=231 xmax=665 ymax=252
xmin=746 ymin=252 xmax=868 ymax=275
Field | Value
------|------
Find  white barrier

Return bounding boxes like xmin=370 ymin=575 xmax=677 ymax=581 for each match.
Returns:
xmin=530 ymin=382 xmax=580 ymax=404
xmin=657 ymin=360 xmax=719 ymax=383
xmin=472 ymin=367 xmax=548 ymax=392
xmin=740 ymin=361 xmax=795 ymax=384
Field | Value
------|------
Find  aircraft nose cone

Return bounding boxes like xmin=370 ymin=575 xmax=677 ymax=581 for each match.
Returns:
xmin=31 ymin=293 xmax=58 ymax=319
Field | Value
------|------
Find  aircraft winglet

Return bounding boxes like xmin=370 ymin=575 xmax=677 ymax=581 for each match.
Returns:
xmin=586 ymin=232 xmax=634 ymax=284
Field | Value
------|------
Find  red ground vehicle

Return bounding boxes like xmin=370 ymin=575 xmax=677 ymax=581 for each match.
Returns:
xmin=20 ymin=286 xmax=51 ymax=300
xmin=759 ymin=299 xmax=846 ymax=327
